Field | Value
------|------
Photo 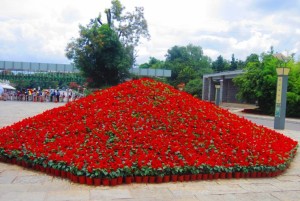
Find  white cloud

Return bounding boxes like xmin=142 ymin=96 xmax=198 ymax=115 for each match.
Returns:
xmin=0 ymin=0 xmax=299 ymax=64
xmin=203 ymin=49 xmax=220 ymax=60
xmin=0 ymin=22 xmax=18 ymax=42
xmin=234 ymin=31 xmax=278 ymax=50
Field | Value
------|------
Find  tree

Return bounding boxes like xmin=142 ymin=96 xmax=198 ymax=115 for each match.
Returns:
xmin=286 ymin=61 xmax=300 ymax=117
xmin=66 ymin=0 xmax=150 ymax=87
xmin=164 ymin=44 xmax=212 ymax=87
xmin=233 ymin=51 xmax=300 ymax=117
xmin=98 ymin=0 xmax=150 ymax=65
xmin=234 ymin=52 xmax=277 ymax=113
xmin=236 ymin=59 xmax=246 ymax=69
xmin=139 ymin=57 xmax=164 ymax=69
xmin=177 ymin=67 xmax=197 ymax=84
xmin=139 ymin=63 xmax=150 ymax=69
xmin=233 ymin=53 xmax=261 ymax=103
xmin=235 ymin=53 xmax=259 ymax=108
xmin=66 ymin=23 xmax=131 ymax=87
xmin=212 ymin=55 xmax=229 ymax=72
xmin=245 ymin=53 xmax=260 ymax=64
xmin=4 ymin=72 xmax=84 ymax=90
xmin=229 ymin=54 xmax=238 ymax=70
xmin=184 ymin=78 xmax=203 ymax=97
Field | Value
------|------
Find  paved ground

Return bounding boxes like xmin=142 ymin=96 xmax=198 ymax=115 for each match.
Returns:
xmin=222 ymin=103 xmax=300 ymax=131
xmin=0 ymin=101 xmax=65 ymax=128
xmin=0 ymin=101 xmax=299 ymax=201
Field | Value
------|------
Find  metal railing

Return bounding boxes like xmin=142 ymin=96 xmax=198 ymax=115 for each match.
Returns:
xmin=129 ymin=68 xmax=171 ymax=77
xmin=0 ymin=60 xmax=172 ymax=77
xmin=0 ymin=60 xmax=79 ymax=73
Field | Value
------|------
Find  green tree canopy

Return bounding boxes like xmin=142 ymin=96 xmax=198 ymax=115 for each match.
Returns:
xmin=229 ymin=54 xmax=238 ymax=70
xmin=139 ymin=57 xmax=165 ymax=69
xmin=3 ymin=72 xmax=83 ymax=90
xmin=164 ymin=44 xmax=212 ymax=87
xmin=234 ymin=52 xmax=277 ymax=113
xmin=98 ymin=0 xmax=150 ymax=65
xmin=286 ymin=61 xmax=300 ymax=117
xmin=66 ymin=23 xmax=131 ymax=87
xmin=245 ymin=53 xmax=260 ymax=64
xmin=184 ymin=78 xmax=203 ymax=97
xmin=234 ymin=50 xmax=300 ymax=117
xmin=212 ymin=55 xmax=230 ymax=72
xmin=66 ymin=0 xmax=150 ymax=87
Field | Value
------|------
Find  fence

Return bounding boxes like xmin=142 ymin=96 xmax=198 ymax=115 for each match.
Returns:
xmin=0 ymin=61 xmax=79 ymax=73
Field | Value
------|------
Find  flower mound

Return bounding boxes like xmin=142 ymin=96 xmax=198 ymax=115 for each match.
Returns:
xmin=0 ymin=78 xmax=298 ymax=185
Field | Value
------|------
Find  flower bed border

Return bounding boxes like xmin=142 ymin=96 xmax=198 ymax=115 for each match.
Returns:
xmin=0 ymin=79 xmax=298 ymax=186
xmin=0 ymin=147 xmax=296 ymax=186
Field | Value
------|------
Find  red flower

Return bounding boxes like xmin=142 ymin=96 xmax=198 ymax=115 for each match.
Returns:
xmin=0 ymin=78 xmax=297 ymax=178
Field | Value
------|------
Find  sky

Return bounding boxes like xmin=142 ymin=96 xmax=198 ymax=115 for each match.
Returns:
xmin=0 ymin=0 xmax=300 ymax=65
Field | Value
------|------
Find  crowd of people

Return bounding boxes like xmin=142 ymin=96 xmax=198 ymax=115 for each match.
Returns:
xmin=1 ymin=88 xmax=83 ymax=102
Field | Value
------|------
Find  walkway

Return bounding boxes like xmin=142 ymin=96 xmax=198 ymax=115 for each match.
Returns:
xmin=221 ymin=102 xmax=300 ymax=131
xmin=0 ymin=102 xmax=299 ymax=201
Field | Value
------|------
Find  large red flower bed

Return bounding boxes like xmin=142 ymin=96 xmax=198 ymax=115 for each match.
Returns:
xmin=0 ymin=78 xmax=298 ymax=185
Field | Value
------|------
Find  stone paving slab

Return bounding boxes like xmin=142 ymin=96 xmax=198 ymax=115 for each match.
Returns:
xmin=90 ymin=189 xmax=133 ymax=200
xmin=13 ymin=175 xmax=53 ymax=184
xmin=45 ymin=190 xmax=90 ymax=201
xmin=0 ymin=184 xmax=31 ymax=193
xmin=272 ymin=191 xmax=300 ymax=201
xmin=0 ymin=101 xmax=299 ymax=201
xmin=196 ymin=192 xmax=281 ymax=201
xmin=239 ymin=183 xmax=281 ymax=193
xmin=28 ymin=183 xmax=71 ymax=192
xmin=0 ymin=191 xmax=47 ymax=201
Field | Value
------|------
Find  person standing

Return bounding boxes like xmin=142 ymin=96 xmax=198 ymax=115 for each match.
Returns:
xmin=25 ymin=89 xmax=28 ymax=101
xmin=32 ymin=89 xmax=37 ymax=102
xmin=0 ymin=85 xmax=3 ymax=100
xmin=50 ymin=89 xmax=55 ymax=102
xmin=56 ymin=90 xmax=60 ymax=102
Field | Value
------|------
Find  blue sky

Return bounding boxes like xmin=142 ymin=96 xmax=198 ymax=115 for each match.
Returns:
xmin=0 ymin=0 xmax=299 ymax=65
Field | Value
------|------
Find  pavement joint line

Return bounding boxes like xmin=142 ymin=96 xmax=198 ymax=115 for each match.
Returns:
xmin=10 ymin=175 xmax=18 ymax=184
xmin=233 ymin=111 xmax=300 ymax=124
xmin=166 ymin=187 xmax=175 ymax=198
xmin=88 ymin=190 xmax=92 ymax=201
xmin=270 ymin=193 xmax=283 ymax=201
xmin=242 ymin=116 xmax=300 ymax=124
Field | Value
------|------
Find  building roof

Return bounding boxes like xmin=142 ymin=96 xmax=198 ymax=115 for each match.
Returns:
xmin=203 ymin=70 xmax=244 ymax=80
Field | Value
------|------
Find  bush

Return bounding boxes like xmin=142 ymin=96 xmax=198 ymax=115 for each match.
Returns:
xmin=184 ymin=78 xmax=202 ymax=97
xmin=287 ymin=92 xmax=300 ymax=117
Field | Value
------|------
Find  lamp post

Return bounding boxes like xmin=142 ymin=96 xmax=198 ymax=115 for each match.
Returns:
xmin=273 ymin=53 xmax=290 ymax=130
